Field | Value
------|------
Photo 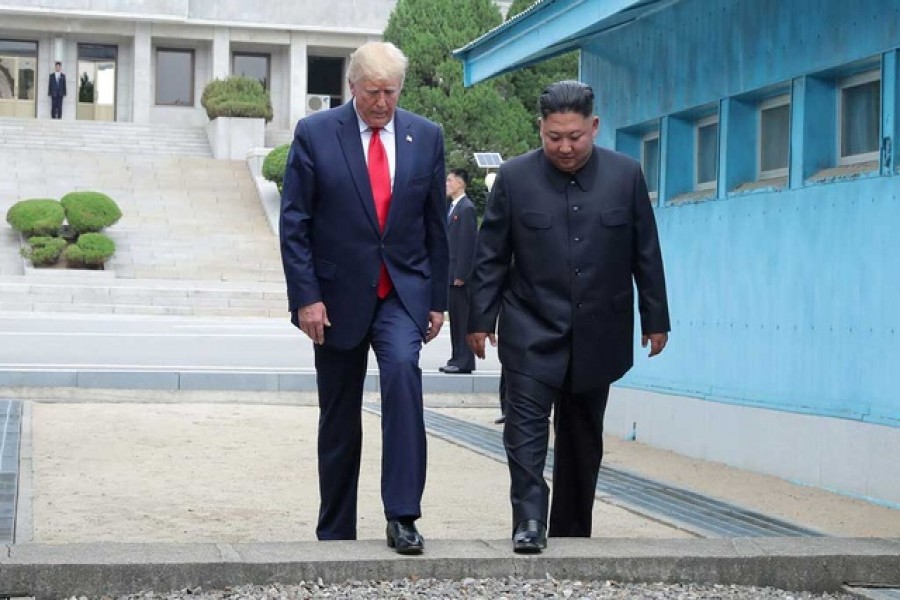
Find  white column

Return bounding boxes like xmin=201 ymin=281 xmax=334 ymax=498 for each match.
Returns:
xmin=212 ymin=27 xmax=230 ymax=80
xmin=289 ymin=32 xmax=308 ymax=127
xmin=52 ymin=36 xmax=66 ymax=63
xmin=132 ymin=23 xmax=152 ymax=124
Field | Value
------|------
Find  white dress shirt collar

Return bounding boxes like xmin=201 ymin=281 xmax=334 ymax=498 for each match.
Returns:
xmin=353 ymin=98 xmax=396 ymax=182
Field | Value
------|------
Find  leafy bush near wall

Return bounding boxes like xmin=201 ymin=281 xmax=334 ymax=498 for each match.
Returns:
xmin=63 ymin=232 xmax=116 ymax=267
xmin=60 ymin=191 xmax=122 ymax=234
xmin=201 ymin=76 xmax=273 ymax=122
xmin=21 ymin=236 xmax=67 ymax=266
xmin=262 ymin=143 xmax=290 ymax=193
xmin=6 ymin=199 xmax=66 ymax=237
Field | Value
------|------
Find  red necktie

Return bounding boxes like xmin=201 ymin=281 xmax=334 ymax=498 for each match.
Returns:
xmin=368 ymin=127 xmax=393 ymax=298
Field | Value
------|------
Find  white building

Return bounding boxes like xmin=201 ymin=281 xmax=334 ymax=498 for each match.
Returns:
xmin=0 ymin=0 xmax=397 ymax=136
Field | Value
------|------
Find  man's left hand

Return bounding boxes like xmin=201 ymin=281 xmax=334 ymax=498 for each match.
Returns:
xmin=425 ymin=311 xmax=444 ymax=343
xmin=641 ymin=332 xmax=668 ymax=357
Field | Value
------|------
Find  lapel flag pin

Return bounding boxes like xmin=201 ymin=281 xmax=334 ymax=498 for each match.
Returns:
xmin=406 ymin=134 xmax=413 ymax=143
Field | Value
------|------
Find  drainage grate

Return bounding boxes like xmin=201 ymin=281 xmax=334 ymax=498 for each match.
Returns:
xmin=0 ymin=399 xmax=21 ymax=543
xmin=365 ymin=404 xmax=822 ymax=538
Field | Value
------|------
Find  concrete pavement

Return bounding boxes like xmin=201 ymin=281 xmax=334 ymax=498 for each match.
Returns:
xmin=0 ymin=311 xmax=503 ymax=392
xmin=2 ymin=390 xmax=898 ymax=598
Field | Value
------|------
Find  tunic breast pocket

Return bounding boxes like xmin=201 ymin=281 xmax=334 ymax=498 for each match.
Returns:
xmin=601 ymin=207 xmax=630 ymax=227
xmin=521 ymin=211 xmax=553 ymax=229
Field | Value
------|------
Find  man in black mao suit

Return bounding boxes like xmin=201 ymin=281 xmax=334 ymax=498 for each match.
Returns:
xmin=440 ymin=168 xmax=477 ymax=375
xmin=280 ymin=42 xmax=449 ymax=554
xmin=48 ymin=61 xmax=66 ymax=119
xmin=467 ymin=81 xmax=670 ymax=553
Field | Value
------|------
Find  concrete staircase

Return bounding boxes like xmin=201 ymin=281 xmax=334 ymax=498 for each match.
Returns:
xmin=0 ymin=118 xmax=286 ymax=317
xmin=0 ymin=117 xmax=211 ymax=157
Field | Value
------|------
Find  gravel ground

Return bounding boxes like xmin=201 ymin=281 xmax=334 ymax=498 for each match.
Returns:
xmin=89 ymin=577 xmax=857 ymax=600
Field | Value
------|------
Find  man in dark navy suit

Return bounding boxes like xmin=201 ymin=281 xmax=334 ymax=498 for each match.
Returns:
xmin=280 ymin=42 xmax=448 ymax=554
xmin=47 ymin=61 xmax=66 ymax=119
xmin=440 ymin=168 xmax=477 ymax=375
xmin=468 ymin=81 xmax=670 ymax=553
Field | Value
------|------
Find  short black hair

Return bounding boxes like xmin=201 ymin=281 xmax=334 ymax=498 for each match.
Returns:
xmin=54 ymin=61 xmax=62 ymax=66
xmin=449 ymin=167 xmax=469 ymax=187
xmin=538 ymin=80 xmax=595 ymax=119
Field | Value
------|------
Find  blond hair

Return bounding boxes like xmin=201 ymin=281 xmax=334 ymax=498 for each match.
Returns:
xmin=347 ymin=42 xmax=408 ymax=86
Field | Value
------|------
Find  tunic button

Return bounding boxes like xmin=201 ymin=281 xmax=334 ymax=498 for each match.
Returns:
xmin=573 ymin=206 xmax=580 ymax=211
xmin=574 ymin=237 xmax=581 ymax=243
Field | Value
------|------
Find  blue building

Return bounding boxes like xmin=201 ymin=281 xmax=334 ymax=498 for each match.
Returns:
xmin=455 ymin=0 xmax=900 ymax=506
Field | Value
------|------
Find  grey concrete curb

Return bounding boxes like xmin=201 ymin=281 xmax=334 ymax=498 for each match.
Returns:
xmin=0 ymin=369 xmax=502 ymax=394
xmin=1 ymin=538 xmax=898 ymax=599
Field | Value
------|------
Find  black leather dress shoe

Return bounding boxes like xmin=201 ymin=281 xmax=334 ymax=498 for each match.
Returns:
xmin=386 ymin=520 xmax=424 ymax=555
xmin=512 ymin=519 xmax=547 ymax=554
xmin=439 ymin=365 xmax=472 ymax=374
xmin=494 ymin=415 xmax=506 ymax=424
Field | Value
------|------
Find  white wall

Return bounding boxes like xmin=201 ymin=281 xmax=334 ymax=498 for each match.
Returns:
xmin=605 ymin=386 xmax=900 ymax=507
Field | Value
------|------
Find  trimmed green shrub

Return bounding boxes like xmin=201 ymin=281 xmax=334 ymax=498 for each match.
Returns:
xmin=6 ymin=199 xmax=65 ymax=237
xmin=201 ymin=76 xmax=273 ymax=122
xmin=262 ymin=143 xmax=290 ymax=192
xmin=60 ymin=191 xmax=122 ymax=234
xmin=64 ymin=232 xmax=115 ymax=267
xmin=21 ymin=235 xmax=67 ymax=266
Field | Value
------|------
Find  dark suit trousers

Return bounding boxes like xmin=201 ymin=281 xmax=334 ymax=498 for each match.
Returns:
xmin=447 ymin=284 xmax=475 ymax=371
xmin=503 ymin=368 xmax=610 ymax=537
xmin=51 ymin=95 xmax=63 ymax=119
xmin=313 ymin=292 xmax=427 ymax=540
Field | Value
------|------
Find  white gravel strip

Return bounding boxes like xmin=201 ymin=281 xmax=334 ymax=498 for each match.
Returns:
xmin=80 ymin=577 xmax=856 ymax=599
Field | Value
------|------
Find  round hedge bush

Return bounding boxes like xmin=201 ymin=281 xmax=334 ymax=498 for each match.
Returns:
xmin=63 ymin=232 xmax=116 ymax=267
xmin=6 ymin=199 xmax=65 ymax=237
xmin=262 ymin=143 xmax=290 ymax=192
xmin=21 ymin=235 xmax=67 ymax=266
xmin=201 ymin=76 xmax=273 ymax=122
xmin=60 ymin=191 xmax=122 ymax=234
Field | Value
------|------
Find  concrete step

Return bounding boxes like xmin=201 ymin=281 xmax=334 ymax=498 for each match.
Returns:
xmin=0 ymin=277 xmax=287 ymax=317
xmin=0 ymin=117 xmax=211 ymax=157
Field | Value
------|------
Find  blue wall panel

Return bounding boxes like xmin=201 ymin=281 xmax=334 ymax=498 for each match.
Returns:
xmin=623 ymin=177 xmax=900 ymax=426
xmin=576 ymin=0 xmax=900 ymax=426
xmin=582 ymin=0 xmax=900 ymax=149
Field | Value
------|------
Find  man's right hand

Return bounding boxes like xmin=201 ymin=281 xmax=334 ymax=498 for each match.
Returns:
xmin=295 ymin=301 xmax=330 ymax=345
xmin=466 ymin=332 xmax=496 ymax=359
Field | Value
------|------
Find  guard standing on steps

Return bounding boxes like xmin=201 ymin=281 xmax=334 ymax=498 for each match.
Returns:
xmin=48 ymin=61 xmax=67 ymax=119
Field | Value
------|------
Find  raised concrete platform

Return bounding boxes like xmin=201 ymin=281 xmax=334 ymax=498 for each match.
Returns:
xmin=0 ymin=368 xmax=500 ymax=394
xmin=1 ymin=538 xmax=898 ymax=599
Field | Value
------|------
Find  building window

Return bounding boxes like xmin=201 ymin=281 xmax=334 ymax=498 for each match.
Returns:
xmin=758 ymin=95 xmax=790 ymax=178
xmin=156 ymin=48 xmax=194 ymax=106
xmin=838 ymin=70 xmax=881 ymax=165
xmin=233 ymin=52 xmax=269 ymax=90
xmin=641 ymin=131 xmax=660 ymax=196
xmin=0 ymin=39 xmax=37 ymax=103
xmin=695 ymin=114 xmax=718 ymax=190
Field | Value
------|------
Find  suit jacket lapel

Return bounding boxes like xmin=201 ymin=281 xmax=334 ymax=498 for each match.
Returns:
xmin=385 ymin=111 xmax=414 ymax=236
xmin=336 ymin=102 xmax=380 ymax=235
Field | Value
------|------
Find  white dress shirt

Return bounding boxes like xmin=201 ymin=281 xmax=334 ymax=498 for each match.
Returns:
xmin=354 ymin=99 xmax=396 ymax=185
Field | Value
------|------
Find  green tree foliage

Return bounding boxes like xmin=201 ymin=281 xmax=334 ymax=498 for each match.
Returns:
xmin=64 ymin=232 xmax=116 ymax=267
xmin=6 ymin=198 xmax=65 ymax=237
xmin=60 ymin=191 xmax=122 ymax=234
xmin=504 ymin=0 xmax=580 ymax=135
xmin=384 ymin=0 xmax=536 ymax=212
xmin=201 ymin=76 xmax=273 ymax=122
xmin=21 ymin=236 xmax=67 ymax=266
xmin=262 ymin=143 xmax=290 ymax=193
